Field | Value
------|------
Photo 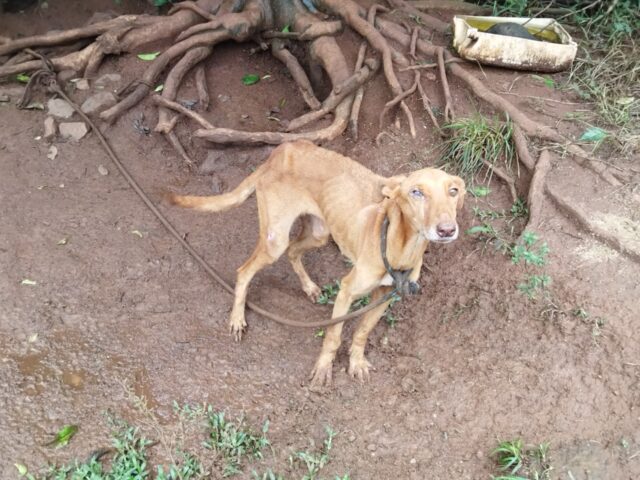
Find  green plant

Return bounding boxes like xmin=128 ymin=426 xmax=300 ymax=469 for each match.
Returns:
xmin=206 ymin=409 xmax=270 ymax=477
xmin=156 ymin=452 xmax=204 ymax=480
xmin=518 ymin=274 xmax=552 ymax=299
xmin=290 ymin=427 xmax=336 ymax=480
xmin=252 ymin=469 xmax=285 ymax=480
xmin=493 ymin=439 xmax=524 ymax=475
xmin=317 ymin=281 xmax=340 ymax=305
xmin=511 ymin=232 xmax=549 ymax=267
xmin=440 ymin=115 xmax=516 ymax=184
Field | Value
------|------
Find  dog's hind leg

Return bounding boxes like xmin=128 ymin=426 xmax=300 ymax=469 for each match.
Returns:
xmin=348 ymin=286 xmax=393 ymax=382
xmin=287 ymin=215 xmax=329 ymax=302
xmin=229 ymin=191 xmax=299 ymax=341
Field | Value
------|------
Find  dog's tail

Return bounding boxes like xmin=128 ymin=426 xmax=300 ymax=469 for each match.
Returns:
xmin=167 ymin=164 xmax=264 ymax=213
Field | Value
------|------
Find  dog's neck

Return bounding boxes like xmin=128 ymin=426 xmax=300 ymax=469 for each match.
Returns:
xmin=383 ymin=201 xmax=427 ymax=271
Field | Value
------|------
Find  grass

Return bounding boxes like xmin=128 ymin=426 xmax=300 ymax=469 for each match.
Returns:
xmin=205 ymin=409 xmax=270 ymax=477
xmin=440 ymin=115 xmax=516 ymax=184
xmin=17 ymin=395 xmax=349 ymax=480
xmin=289 ymin=427 xmax=336 ymax=480
xmin=491 ymin=439 xmax=552 ymax=480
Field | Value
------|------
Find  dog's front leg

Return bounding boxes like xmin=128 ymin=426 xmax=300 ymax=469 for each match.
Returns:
xmin=309 ymin=279 xmax=355 ymax=390
xmin=348 ymin=286 xmax=393 ymax=382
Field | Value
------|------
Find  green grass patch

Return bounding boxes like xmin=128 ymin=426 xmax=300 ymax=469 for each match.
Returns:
xmin=491 ymin=439 xmax=552 ymax=480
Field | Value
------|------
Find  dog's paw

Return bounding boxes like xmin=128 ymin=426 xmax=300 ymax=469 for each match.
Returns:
xmin=348 ymin=354 xmax=373 ymax=383
xmin=309 ymin=360 xmax=333 ymax=390
xmin=228 ymin=316 xmax=247 ymax=342
xmin=304 ymin=282 xmax=322 ymax=303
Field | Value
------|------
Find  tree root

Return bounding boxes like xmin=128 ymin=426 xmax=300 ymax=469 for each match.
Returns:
xmin=521 ymin=149 xmax=551 ymax=236
xmin=349 ymin=42 xmax=368 ymax=140
xmin=271 ymin=39 xmax=321 ymax=110
xmin=195 ymin=63 xmax=210 ymax=110
xmin=546 ymin=184 xmax=640 ymax=264
xmin=262 ymin=20 xmax=343 ymax=40
xmin=286 ymin=58 xmax=379 ymax=132
xmin=484 ymin=160 xmax=518 ymax=203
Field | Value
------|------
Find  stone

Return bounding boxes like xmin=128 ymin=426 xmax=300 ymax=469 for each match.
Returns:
xmin=97 ymin=165 xmax=109 ymax=176
xmin=43 ymin=116 xmax=57 ymax=140
xmin=47 ymin=98 xmax=74 ymax=118
xmin=94 ymin=73 xmax=122 ymax=88
xmin=400 ymin=375 xmax=417 ymax=393
xmin=0 ymin=94 xmax=9 ymax=102
xmin=59 ymin=122 xmax=88 ymax=141
xmin=81 ymin=92 xmax=116 ymax=114
xmin=57 ymin=69 xmax=78 ymax=82
xmin=46 ymin=145 xmax=58 ymax=161
xmin=75 ymin=78 xmax=90 ymax=90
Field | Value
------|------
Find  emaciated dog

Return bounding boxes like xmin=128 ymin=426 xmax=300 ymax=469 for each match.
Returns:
xmin=169 ymin=140 xmax=465 ymax=387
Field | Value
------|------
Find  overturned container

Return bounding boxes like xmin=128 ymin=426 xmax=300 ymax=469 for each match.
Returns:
xmin=452 ymin=16 xmax=578 ymax=72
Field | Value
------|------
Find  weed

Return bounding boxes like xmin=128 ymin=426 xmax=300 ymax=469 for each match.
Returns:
xmin=491 ymin=438 xmax=553 ymax=480
xmin=252 ymin=469 xmax=285 ymax=480
xmin=316 ymin=280 xmax=371 ymax=312
xmin=384 ymin=293 xmax=402 ymax=327
xmin=518 ymin=274 xmax=552 ymax=299
xmin=511 ymin=232 xmax=549 ymax=267
xmin=571 ymin=307 xmax=589 ymax=319
xmin=157 ymin=452 xmax=204 ymax=480
xmin=317 ymin=281 xmax=340 ymax=305
xmin=440 ymin=115 xmax=516 ymax=184
xmin=290 ymin=427 xmax=336 ymax=480
xmin=206 ymin=409 xmax=270 ymax=477
xmin=493 ymin=439 xmax=524 ymax=475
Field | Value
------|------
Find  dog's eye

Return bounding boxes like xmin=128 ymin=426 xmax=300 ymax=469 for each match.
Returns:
xmin=449 ymin=187 xmax=459 ymax=197
xmin=410 ymin=188 xmax=424 ymax=198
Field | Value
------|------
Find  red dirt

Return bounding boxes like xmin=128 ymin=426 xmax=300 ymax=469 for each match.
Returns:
xmin=1 ymin=2 xmax=639 ymax=479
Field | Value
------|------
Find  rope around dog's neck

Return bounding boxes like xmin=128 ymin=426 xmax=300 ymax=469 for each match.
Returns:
xmin=380 ymin=217 xmax=420 ymax=297
xmin=21 ymin=56 xmax=405 ymax=329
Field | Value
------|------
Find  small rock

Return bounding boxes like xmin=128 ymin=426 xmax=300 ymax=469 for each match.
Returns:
xmin=348 ymin=433 xmax=357 ymax=442
xmin=218 ymin=93 xmax=230 ymax=103
xmin=81 ymin=92 xmax=116 ymax=114
xmin=367 ymin=443 xmax=377 ymax=452
xmin=210 ymin=175 xmax=224 ymax=194
xmin=94 ymin=73 xmax=122 ymax=88
xmin=43 ymin=116 xmax=57 ymax=140
xmin=47 ymin=98 xmax=74 ymax=118
xmin=400 ymin=376 xmax=416 ymax=393
xmin=59 ymin=122 xmax=88 ymax=141
xmin=47 ymin=145 xmax=58 ymax=160
xmin=75 ymin=78 xmax=90 ymax=90
xmin=0 ymin=93 xmax=9 ymax=103
xmin=97 ymin=165 xmax=109 ymax=176
xmin=57 ymin=70 xmax=78 ymax=82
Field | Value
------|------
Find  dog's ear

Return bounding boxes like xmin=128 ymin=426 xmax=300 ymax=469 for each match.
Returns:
xmin=453 ymin=175 xmax=466 ymax=210
xmin=381 ymin=175 xmax=406 ymax=198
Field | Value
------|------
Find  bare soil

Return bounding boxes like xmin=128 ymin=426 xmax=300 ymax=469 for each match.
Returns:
xmin=1 ymin=2 xmax=639 ymax=479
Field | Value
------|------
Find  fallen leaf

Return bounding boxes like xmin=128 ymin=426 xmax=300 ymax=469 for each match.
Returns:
xmin=15 ymin=464 xmax=28 ymax=476
xmin=24 ymin=102 xmax=44 ymax=110
xmin=16 ymin=73 xmax=30 ymax=83
xmin=579 ymin=127 xmax=608 ymax=142
xmin=262 ymin=74 xmax=272 ymax=80
xmin=466 ymin=225 xmax=493 ymax=235
xmin=469 ymin=186 xmax=491 ymax=197
xmin=154 ymin=84 xmax=164 ymax=92
xmin=531 ymin=74 xmax=555 ymax=88
xmin=98 ymin=164 xmax=109 ymax=176
xmin=47 ymin=145 xmax=58 ymax=161
xmin=242 ymin=74 xmax=260 ymax=86
xmin=45 ymin=425 xmax=78 ymax=448
xmin=57 ymin=237 xmax=68 ymax=246
xmin=137 ymin=51 xmax=160 ymax=61
xmin=282 ymin=24 xmax=291 ymax=33
xmin=21 ymin=279 xmax=37 ymax=286
xmin=28 ymin=333 xmax=38 ymax=343
xmin=131 ymin=230 xmax=144 ymax=238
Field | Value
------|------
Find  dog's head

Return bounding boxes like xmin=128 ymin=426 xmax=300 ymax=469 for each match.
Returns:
xmin=382 ymin=169 xmax=466 ymax=243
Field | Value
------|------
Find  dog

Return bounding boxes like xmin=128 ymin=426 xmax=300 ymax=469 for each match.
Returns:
xmin=168 ymin=140 xmax=465 ymax=387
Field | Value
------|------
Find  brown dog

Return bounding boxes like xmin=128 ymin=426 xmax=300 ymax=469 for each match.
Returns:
xmin=169 ymin=140 xmax=465 ymax=387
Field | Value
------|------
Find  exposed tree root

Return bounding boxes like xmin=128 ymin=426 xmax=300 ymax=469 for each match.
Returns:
xmin=546 ymin=184 xmax=640 ymax=264
xmin=484 ymin=160 xmax=518 ymax=203
xmin=271 ymin=38 xmax=321 ymax=110
xmin=521 ymin=149 xmax=551 ymax=235
xmin=195 ymin=63 xmax=210 ymax=110
xmin=348 ymin=42 xmax=368 ymax=140
xmin=386 ymin=0 xmax=450 ymax=34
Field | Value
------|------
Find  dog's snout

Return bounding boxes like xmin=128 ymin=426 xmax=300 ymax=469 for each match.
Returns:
xmin=436 ymin=223 xmax=457 ymax=238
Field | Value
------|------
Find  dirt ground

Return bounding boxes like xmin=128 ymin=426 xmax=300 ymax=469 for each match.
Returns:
xmin=1 ymin=1 xmax=639 ymax=479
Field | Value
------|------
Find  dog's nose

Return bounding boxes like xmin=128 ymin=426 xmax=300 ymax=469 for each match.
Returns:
xmin=436 ymin=223 xmax=457 ymax=238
